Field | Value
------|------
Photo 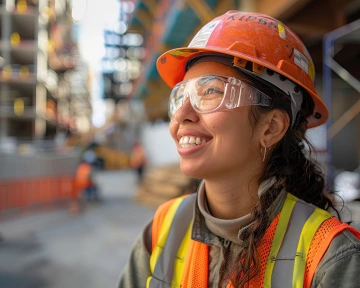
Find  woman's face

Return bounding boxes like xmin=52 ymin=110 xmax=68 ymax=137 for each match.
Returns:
xmin=169 ymin=61 xmax=265 ymax=180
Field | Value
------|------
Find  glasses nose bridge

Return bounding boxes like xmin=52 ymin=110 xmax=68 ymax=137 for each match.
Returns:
xmin=179 ymin=85 xmax=193 ymax=109
xmin=182 ymin=85 xmax=191 ymax=102
xmin=174 ymin=88 xmax=198 ymax=122
xmin=181 ymin=93 xmax=193 ymax=110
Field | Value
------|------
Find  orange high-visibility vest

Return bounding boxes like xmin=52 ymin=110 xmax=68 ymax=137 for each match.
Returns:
xmin=75 ymin=162 xmax=92 ymax=189
xmin=147 ymin=193 xmax=360 ymax=288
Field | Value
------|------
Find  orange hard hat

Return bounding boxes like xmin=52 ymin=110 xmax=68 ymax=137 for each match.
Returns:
xmin=156 ymin=10 xmax=328 ymax=128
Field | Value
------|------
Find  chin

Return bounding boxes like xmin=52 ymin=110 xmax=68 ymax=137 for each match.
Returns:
xmin=179 ymin=160 xmax=206 ymax=179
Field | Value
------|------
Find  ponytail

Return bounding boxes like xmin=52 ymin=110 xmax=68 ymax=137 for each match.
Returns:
xmin=225 ymin=84 xmax=337 ymax=288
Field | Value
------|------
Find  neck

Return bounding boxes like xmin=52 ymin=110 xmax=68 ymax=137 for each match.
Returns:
xmin=204 ymin=173 xmax=261 ymax=220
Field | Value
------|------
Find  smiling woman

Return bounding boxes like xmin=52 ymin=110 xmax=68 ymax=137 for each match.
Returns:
xmin=169 ymin=62 xmax=268 ymax=183
xmin=118 ymin=10 xmax=360 ymax=288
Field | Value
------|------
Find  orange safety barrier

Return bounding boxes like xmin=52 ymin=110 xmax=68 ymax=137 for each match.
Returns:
xmin=0 ymin=175 xmax=77 ymax=216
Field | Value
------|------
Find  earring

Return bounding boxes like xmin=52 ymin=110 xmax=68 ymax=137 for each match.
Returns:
xmin=262 ymin=146 xmax=267 ymax=162
xmin=262 ymin=145 xmax=272 ymax=162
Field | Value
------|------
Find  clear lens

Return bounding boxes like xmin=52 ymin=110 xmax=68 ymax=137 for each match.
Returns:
xmin=169 ymin=84 xmax=186 ymax=117
xmin=168 ymin=75 xmax=271 ymax=118
xmin=192 ymin=76 xmax=225 ymax=112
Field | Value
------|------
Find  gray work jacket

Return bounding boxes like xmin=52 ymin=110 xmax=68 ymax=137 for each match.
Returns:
xmin=118 ymin=192 xmax=360 ymax=288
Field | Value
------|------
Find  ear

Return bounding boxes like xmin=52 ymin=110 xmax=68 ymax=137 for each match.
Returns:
xmin=260 ymin=110 xmax=290 ymax=147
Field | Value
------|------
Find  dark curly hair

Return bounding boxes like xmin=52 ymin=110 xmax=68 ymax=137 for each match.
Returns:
xmin=223 ymin=76 xmax=338 ymax=288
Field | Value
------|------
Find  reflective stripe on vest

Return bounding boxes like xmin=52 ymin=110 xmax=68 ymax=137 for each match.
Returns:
xmin=147 ymin=195 xmax=196 ymax=288
xmin=265 ymin=193 xmax=332 ymax=287
xmin=148 ymin=193 xmax=332 ymax=287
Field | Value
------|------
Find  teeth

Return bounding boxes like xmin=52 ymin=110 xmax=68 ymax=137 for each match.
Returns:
xmin=179 ymin=136 xmax=208 ymax=148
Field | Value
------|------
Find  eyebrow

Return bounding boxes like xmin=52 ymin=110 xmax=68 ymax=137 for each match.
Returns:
xmin=196 ymin=75 xmax=219 ymax=86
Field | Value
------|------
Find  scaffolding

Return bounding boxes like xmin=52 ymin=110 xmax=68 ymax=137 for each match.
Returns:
xmin=323 ymin=18 xmax=360 ymax=186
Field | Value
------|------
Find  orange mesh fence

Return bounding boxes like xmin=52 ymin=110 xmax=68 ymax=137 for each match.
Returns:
xmin=0 ymin=175 xmax=77 ymax=215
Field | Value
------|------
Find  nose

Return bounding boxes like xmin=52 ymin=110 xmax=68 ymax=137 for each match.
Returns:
xmin=173 ymin=96 xmax=199 ymax=124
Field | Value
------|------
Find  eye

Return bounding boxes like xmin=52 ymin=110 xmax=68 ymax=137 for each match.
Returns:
xmin=200 ymin=84 xmax=224 ymax=102
xmin=199 ymin=79 xmax=224 ymax=97
xmin=202 ymin=87 xmax=223 ymax=96
xmin=197 ymin=87 xmax=224 ymax=109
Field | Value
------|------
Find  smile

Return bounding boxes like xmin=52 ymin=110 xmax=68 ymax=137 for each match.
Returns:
xmin=179 ymin=136 xmax=208 ymax=148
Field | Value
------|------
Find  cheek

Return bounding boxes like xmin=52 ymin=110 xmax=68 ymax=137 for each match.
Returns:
xmin=203 ymin=112 xmax=228 ymax=128
xmin=169 ymin=122 xmax=178 ymax=141
xmin=217 ymin=113 xmax=255 ymax=148
xmin=211 ymin=110 xmax=251 ymax=134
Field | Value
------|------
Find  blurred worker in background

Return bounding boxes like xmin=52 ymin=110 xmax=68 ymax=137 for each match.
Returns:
xmin=75 ymin=147 xmax=100 ymax=202
xmin=130 ymin=142 xmax=147 ymax=184
xmin=119 ymin=10 xmax=360 ymax=288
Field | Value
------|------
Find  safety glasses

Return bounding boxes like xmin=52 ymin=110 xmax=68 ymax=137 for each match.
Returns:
xmin=169 ymin=75 xmax=272 ymax=118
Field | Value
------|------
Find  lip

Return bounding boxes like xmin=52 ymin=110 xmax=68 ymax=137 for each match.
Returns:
xmin=177 ymin=128 xmax=212 ymax=157
xmin=177 ymin=128 xmax=212 ymax=141
xmin=177 ymin=139 xmax=211 ymax=157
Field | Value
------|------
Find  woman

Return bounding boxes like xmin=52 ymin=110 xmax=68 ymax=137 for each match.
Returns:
xmin=119 ymin=11 xmax=360 ymax=288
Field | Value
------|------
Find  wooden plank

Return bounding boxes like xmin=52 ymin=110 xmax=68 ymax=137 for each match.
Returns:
xmin=256 ymin=0 xmax=313 ymax=20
